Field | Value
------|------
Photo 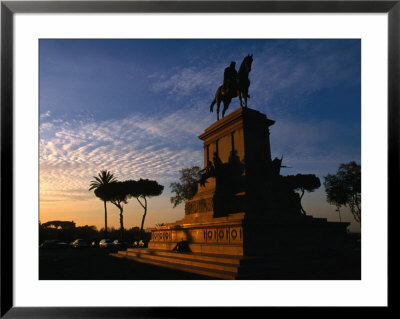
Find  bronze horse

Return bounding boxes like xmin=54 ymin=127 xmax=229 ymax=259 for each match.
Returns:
xmin=210 ymin=54 xmax=253 ymax=120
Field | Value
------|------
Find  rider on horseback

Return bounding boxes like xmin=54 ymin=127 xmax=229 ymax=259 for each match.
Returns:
xmin=222 ymin=61 xmax=237 ymax=96
xmin=210 ymin=55 xmax=253 ymax=120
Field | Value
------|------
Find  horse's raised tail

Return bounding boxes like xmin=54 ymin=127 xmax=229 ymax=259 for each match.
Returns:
xmin=210 ymin=98 xmax=216 ymax=112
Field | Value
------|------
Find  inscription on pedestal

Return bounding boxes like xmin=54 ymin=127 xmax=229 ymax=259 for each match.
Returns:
xmin=151 ymin=226 xmax=243 ymax=244
xmin=152 ymin=230 xmax=172 ymax=242
xmin=203 ymin=226 xmax=242 ymax=243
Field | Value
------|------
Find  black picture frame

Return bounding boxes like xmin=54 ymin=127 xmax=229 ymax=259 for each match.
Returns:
xmin=1 ymin=0 xmax=395 ymax=317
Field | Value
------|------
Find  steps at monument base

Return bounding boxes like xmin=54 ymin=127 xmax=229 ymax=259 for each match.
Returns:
xmin=110 ymin=248 xmax=263 ymax=279
xmin=110 ymin=252 xmax=238 ymax=279
xmin=125 ymin=248 xmax=246 ymax=265
xmin=149 ymin=242 xmax=244 ymax=256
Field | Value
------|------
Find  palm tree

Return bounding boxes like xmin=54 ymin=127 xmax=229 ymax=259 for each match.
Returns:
xmin=89 ymin=170 xmax=117 ymax=238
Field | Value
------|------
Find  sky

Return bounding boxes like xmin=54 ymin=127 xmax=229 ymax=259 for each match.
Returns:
xmin=39 ymin=39 xmax=361 ymax=232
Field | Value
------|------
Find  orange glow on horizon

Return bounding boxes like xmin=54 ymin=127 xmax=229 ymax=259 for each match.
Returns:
xmin=39 ymin=195 xmax=186 ymax=231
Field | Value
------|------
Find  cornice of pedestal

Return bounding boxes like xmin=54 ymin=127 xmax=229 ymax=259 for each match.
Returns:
xmin=199 ymin=106 xmax=275 ymax=141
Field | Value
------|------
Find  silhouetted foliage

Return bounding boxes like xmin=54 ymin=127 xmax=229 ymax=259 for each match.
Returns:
xmin=324 ymin=161 xmax=361 ymax=223
xmin=95 ymin=181 xmax=132 ymax=239
xmin=283 ymin=174 xmax=321 ymax=215
xmin=95 ymin=179 xmax=163 ymax=238
xmin=170 ymin=166 xmax=202 ymax=207
xmin=74 ymin=225 xmax=98 ymax=242
xmin=127 ymin=179 xmax=164 ymax=234
xmin=89 ymin=170 xmax=117 ymax=238
xmin=42 ymin=220 xmax=76 ymax=230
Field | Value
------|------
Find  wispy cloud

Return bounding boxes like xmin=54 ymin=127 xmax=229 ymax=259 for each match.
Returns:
xmin=40 ymin=110 xmax=51 ymax=119
xmin=40 ymin=108 xmax=211 ymax=202
xmin=148 ymin=40 xmax=360 ymax=122
xmin=151 ymin=65 xmax=223 ymax=100
xmin=39 ymin=40 xmax=360 ymax=230
xmin=270 ymin=117 xmax=360 ymax=177
xmin=249 ymin=42 xmax=360 ymax=114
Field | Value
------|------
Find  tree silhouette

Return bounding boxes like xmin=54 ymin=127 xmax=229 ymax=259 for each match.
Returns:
xmin=283 ymin=174 xmax=321 ymax=215
xmin=129 ymin=179 xmax=164 ymax=235
xmin=170 ymin=166 xmax=202 ymax=207
xmin=89 ymin=170 xmax=117 ymax=238
xmin=95 ymin=179 xmax=163 ymax=239
xmin=95 ymin=181 xmax=130 ymax=239
xmin=42 ymin=220 xmax=76 ymax=230
xmin=324 ymin=161 xmax=361 ymax=223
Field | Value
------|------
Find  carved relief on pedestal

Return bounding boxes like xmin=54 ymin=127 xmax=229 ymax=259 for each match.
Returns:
xmin=185 ymin=197 xmax=214 ymax=215
xmin=151 ymin=225 xmax=243 ymax=244
xmin=203 ymin=226 xmax=243 ymax=243
xmin=151 ymin=230 xmax=172 ymax=242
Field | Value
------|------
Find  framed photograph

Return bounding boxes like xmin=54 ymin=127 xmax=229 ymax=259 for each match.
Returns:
xmin=1 ymin=0 xmax=395 ymax=316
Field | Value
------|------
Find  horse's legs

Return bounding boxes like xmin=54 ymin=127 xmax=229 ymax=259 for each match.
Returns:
xmin=222 ymin=102 xmax=229 ymax=118
xmin=216 ymin=101 xmax=220 ymax=121
xmin=237 ymin=90 xmax=243 ymax=108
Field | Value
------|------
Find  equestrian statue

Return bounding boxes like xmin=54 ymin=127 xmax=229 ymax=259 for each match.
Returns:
xmin=210 ymin=54 xmax=253 ymax=120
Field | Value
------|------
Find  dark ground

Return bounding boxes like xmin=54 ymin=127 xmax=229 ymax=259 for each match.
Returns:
xmin=39 ymin=247 xmax=214 ymax=280
xmin=39 ymin=246 xmax=360 ymax=280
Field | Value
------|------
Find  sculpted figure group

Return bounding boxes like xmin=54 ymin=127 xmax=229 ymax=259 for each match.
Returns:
xmin=210 ymin=54 xmax=253 ymax=120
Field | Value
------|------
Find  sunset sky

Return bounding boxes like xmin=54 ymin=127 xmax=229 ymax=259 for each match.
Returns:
xmin=39 ymin=39 xmax=361 ymax=232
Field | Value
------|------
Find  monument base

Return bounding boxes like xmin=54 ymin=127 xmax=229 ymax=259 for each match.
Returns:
xmin=111 ymin=107 xmax=356 ymax=279
xmin=111 ymin=215 xmax=354 ymax=279
xmin=148 ymin=212 xmax=349 ymax=257
xmin=148 ymin=212 xmax=245 ymax=256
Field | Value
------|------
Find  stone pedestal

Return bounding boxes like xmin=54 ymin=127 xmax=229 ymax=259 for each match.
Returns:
xmin=110 ymin=106 xmax=358 ymax=279
xmin=148 ymin=107 xmax=349 ymax=258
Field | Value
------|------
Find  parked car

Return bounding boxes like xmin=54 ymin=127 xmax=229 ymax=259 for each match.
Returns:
xmin=90 ymin=241 xmax=98 ymax=247
xmin=113 ymin=240 xmax=129 ymax=249
xmin=72 ymin=239 xmax=88 ymax=248
xmin=99 ymin=239 xmax=114 ymax=248
xmin=39 ymin=239 xmax=69 ymax=249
